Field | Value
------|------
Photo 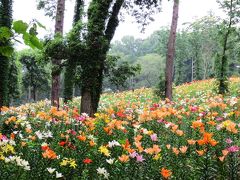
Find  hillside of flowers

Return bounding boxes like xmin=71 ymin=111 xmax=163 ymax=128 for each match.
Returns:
xmin=0 ymin=78 xmax=239 ymax=179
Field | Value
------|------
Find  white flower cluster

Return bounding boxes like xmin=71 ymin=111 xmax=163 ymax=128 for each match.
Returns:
xmin=0 ymin=139 xmax=16 ymax=146
xmin=106 ymin=158 xmax=115 ymax=164
xmin=35 ymin=130 xmax=53 ymax=139
xmin=108 ymin=140 xmax=120 ymax=148
xmin=46 ymin=168 xmax=63 ymax=178
xmin=97 ymin=167 xmax=109 ymax=179
xmin=4 ymin=156 xmax=30 ymax=170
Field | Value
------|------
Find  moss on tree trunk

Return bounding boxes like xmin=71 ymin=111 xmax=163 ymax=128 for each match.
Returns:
xmin=0 ymin=0 xmax=13 ymax=109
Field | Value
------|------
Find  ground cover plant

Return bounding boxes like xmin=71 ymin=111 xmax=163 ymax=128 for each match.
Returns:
xmin=0 ymin=77 xmax=239 ymax=179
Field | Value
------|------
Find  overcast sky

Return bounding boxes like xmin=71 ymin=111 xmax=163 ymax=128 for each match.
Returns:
xmin=13 ymin=0 xmax=223 ymax=48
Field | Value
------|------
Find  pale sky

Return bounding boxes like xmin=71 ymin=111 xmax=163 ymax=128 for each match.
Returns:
xmin=13 ymin=0 xmax=223 ymax=48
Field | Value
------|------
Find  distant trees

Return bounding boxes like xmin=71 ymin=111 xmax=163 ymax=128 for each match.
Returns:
xmin=175 ymin=14 xmax=220 ymax=84
xmin=104 ymin=56 xmax=141 ymax=91
xmin=19 ymin=50 xmax=50 ymax=102
xmin=110 ymin=35 xmax=165 ymax=90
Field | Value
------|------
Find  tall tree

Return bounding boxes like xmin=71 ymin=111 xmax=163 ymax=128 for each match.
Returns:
xmin=215 ymin=0 xmax=237 ymax=94
xmin=165 ymin=0 xmax=179 ymax=100
xmin=80 ymin=0 xmax=161 ymax=116
xmin=0 ymin=0 xmax=13 ymax=109
xmin=63 ymin=0 xmax=84 ymax=102
xmin=80 ymin=0 xmax=123 ymax=116
xmin=51 ymin=0 xmax=66 ymax=107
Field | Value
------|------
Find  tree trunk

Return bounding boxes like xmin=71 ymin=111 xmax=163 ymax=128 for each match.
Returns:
xmin=28 ymin=86 xmax=31 ymax=102
xmin=218 ymin=0 xmax=233 ymax=94
xmin=51 ymin=0 xmax=65 ymax=107
xmin=81 ymin=89 xmax=94 ymax=116
xmin=64 ymin=60 xmax=76 ymax=103
xmin=73 ymin=0 xmax=84 ymax=26
xmin=0 ymin=0 xmax=13 ymax=110
xmin=80 ymin=0 xmax=124 ymax=116
xmin=63 ymin=0 xmax=84 ymax=103
xmin=32 ymin=86 xmax=36 ymax=102
xmin=165 ymin=0 xmax=179 ymax=101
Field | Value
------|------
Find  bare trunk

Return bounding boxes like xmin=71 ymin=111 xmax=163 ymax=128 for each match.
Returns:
xmin=165 ymin=0 xmax=179 ymax=100
xmin=81 ymin=90 xmax=94 ymax=116
xmin=28 ymin=86 xmax=31 ymax=102
xmin=51 ymin=0 xmax=65 ymax=107
xmin=54 ymin=0 xmax=65 ymax=34
xmin=32 ymin=86 xmax=36 ymax=102
xmin=51 ymin=59 xmax=61 ymax=107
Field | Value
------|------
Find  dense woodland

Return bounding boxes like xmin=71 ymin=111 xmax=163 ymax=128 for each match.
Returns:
xmin=0 ymin=0 xmax=240 ymax=114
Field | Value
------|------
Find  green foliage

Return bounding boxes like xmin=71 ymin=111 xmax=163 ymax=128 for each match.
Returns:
xmin=104 ymin=55 xmax=141 ymax=91
xmin=8 ymin=54 xmax=21 ymax=103
xmin=37 ymin=0 xmax=57 ymax=19
xmin=0 ymin=55 xmax=10 ymax=106
xmin=63 ymin=20 xmax=86 ymax=102
xmin=214 ymin=53 xmax=229 ymax=94
xmin=0 ymin=26 xmax=12 ymax=40
xmin=0 ymin=45 xmax=14 ymax=57
xmin=13 ymin=20 xmax=28 ymax=34
xmin=124 ymin=0 xmax=162 ymax=30
xmin=135 ymin=54 xmax=164 ymax=88
xmin=155 ymin=72 xmax=165 ymax=99
xmin=110 ymin=35 xmax=164 ymax=89
xmin=0 ymin=20 xmax=44 ymax=57
xmin=44 ymin=34 xmax=67 ymax=60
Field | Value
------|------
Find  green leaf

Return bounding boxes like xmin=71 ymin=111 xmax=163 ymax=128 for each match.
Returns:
xmin=23 ymin=32 xmax=43 ymax=49
xmin=36 ymin=20 xmax=46 ymax=29
xmin=30 ymin=35 xmax=43 ymax=49
xmin=23 ymin=32 xmax=32 ymax=47
xmin=0 ymin=46 xmax=14 ymax=57
xmin=0 ymin=27 xmax=12 ymax=40
xmin=13 ymin=20 xmax=28 ymax=34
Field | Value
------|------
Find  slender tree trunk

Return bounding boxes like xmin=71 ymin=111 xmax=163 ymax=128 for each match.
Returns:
xmin=0 ymin=0 xmax=12 ymax=110
xmin=28 ymin=86 xmax=31 ymax=102
xmin=165 ymin=0 xmax=179 ymax=100
xmin=51 ymin=0 xmax=65 ymax=107
xmin=32 ymin=86 xmax=36 ymax=102
xmin=54 ymin=0 xmax=65 ymax=34
xmin=80 ymin=0 xmax=124 ymax=116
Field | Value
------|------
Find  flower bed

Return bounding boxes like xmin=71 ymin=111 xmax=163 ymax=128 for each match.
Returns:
xmin=0 ymin=78 xmax=239 ymax=179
